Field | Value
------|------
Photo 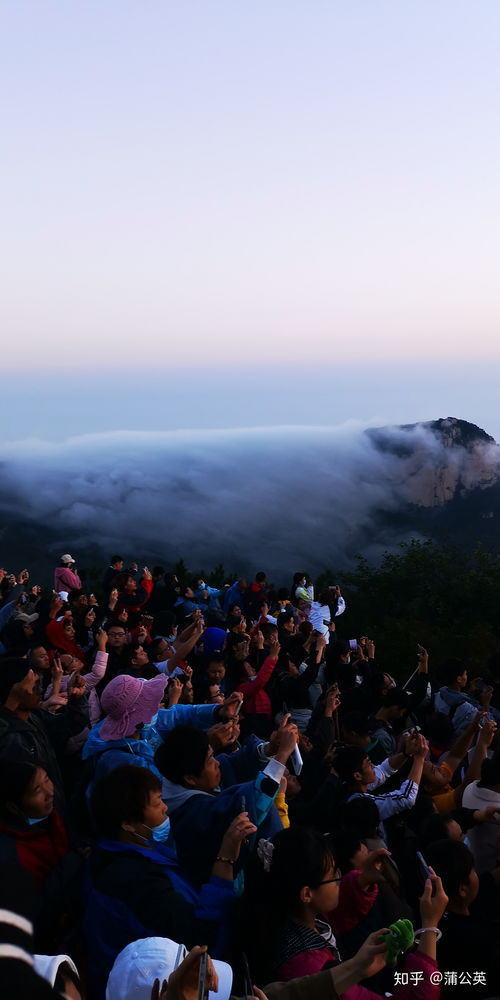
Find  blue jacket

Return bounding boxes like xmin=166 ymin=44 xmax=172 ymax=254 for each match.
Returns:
xmin=223 ymin=582 xmax=247 ymax=614
xmin=162 ymin=765 xmax=283 ymax=890
xmin=85 ymin=839 xmax=234 ymax=999
xmin=82 ymin=704 xmax=219 ymax=788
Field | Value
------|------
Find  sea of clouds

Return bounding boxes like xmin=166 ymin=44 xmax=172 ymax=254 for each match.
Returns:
xmin=0 ymin=421 xmax=498 ymax=576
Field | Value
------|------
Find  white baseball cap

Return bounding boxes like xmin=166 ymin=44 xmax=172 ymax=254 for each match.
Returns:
xmin=105 ymin=938 xmax=233 ymax=1000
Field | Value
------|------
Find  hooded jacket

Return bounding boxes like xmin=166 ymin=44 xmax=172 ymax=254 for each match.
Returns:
xmin=54 ymin=566 xmax=82 ymax=593
xmin=162 ymin=759 xmax=284 ymax=890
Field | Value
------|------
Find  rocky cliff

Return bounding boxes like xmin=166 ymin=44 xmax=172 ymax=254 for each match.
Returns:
xmin=367 ymin=417 xmax=500 ymax=508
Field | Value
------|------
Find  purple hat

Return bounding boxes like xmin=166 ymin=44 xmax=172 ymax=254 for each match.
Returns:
xmin=100 ymin=674 xmax=167 ymax=741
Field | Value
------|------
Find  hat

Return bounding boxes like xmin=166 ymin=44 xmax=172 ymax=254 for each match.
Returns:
xmin=14 ymin=613 xmax=39 ymax=626
xmin=105 ymin=938 xmax=232 ymax=1000
xmin=33 ymin=953 xmax=79 ymax=987
xmin=100 ymin=674 xmax=167 ymax=741
xmin=61 ymin=554 xmax=74 ymax=564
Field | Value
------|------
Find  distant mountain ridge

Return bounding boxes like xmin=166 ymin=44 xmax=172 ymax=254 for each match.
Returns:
xmin=367 ymin=416 xmax=500 ymax=508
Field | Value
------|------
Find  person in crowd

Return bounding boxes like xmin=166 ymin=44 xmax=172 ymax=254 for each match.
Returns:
xmin=434 ymin=658 xmax=491 ymax=735
xmin=0 ymin=660 xmax=89 ymax=807
xmin=427 ymin=838 xmax=500 ymax=998
xmin=54 ymin=556 xmax=82 ymax=597
xmin=155 ymin=720 xmax=297 ymax=888
xmin=333 ymin=734 xmax=428 ymax=824
xmin=85 ymin=764 xmax=255 ymax=997
xmin=462 ymin=749 xmax=500 ymax=872
xmin=6 ymin=549 xmax=500 ymax=999
xmin=309 ymin=587 xmax=346 ymax=642
xmin=243 ymin=825 xmax=446 ymax=997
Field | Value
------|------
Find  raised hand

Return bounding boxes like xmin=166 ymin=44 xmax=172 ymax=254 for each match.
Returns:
xmin=219 ymin=812 xmax=257 ymax=861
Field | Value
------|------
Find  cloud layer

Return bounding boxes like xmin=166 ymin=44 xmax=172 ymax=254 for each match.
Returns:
xmin=0 ymin=421 xmax=498 ymax=576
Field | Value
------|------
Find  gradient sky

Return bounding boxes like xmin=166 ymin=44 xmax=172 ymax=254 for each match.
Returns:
xmin=2 ymin=1 xmax=500 ymax=438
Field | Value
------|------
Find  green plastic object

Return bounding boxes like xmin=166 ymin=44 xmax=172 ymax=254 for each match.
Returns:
xmin=379 ymin=919 xmax=415 ymax=965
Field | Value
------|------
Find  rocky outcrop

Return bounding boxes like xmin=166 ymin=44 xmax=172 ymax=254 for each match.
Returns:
xmin=367 ymin=417 xmax=500 ymax=509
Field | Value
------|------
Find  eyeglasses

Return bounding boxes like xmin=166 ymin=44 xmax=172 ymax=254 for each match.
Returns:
xmin=109 ymin=631 xmax=126 ymax=637
xmin=317 ymin=870 xmax=342 ymax=886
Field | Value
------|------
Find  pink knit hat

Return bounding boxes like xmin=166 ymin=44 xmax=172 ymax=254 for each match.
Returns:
xmin=100 ymin=674 xmax=167 ymax=741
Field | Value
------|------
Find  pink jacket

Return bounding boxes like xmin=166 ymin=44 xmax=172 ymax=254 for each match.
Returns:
xmin=54 ymin=566 xmax=82 ymax=593
xmin=279 ymin=951 xmax=440 ymax=1000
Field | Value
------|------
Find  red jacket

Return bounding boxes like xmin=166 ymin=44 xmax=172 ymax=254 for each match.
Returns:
xmin=116 ymin=577 xmax=153 ymax=613
xmin=238 ymin=655 xmax=277 ymax=718
xmin=0 ymin=809 xmax=70 ymax=886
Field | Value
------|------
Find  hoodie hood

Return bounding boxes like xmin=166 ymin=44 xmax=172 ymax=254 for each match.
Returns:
xmin=160 ymin=777 xmax=214 ymax=814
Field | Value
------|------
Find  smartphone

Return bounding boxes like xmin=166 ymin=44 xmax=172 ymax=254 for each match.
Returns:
xmin=416 ymin=850 xmax=436 ymax=894
xmin=197 ymin=950 xmax=208 ymax=1000
xmin=349 ymin=639 xmax=358 ymax=651
xmin=234 ymin=697 xmax=243 ymax=716
xmin=290 ymin=745 xmax=303 ymax=776
xmin=66 ymin=671 xmax=78 ymax=695
xmin=241 ymin=953 xmax=253 ymax=1000
xmin=173 ymin=942 xmax=187 ymax=970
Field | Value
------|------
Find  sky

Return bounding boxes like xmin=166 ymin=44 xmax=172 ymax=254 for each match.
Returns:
xmin=2 ymin=1 xmax=500 ymax=441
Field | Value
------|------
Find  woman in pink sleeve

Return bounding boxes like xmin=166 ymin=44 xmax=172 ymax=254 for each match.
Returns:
xmin=244 ymin=826 xmax=447 ymax=1000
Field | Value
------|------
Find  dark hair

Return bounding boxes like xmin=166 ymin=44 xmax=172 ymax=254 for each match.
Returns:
xmin=266 ymin=826 xmax=334 ymax=913
xmin=292 ymin=573 xmax=306 ymax=587
xmin=67 ymin=589 xmax=84 ymax=603
xmin=155 ymin=726 xmax=209 ymax=785
xmin=423 ymin=712 xmax=454 ymax=750
xmin=227 ymin=615 xmax=244 ymax=632
xmin=111 ymin=555 xmax=123 ymax=564
xmin=206 ymin=652 xmax=225 ymax=667
xmin=122 ymin=644 xmax=147 ymax=668
xmin=478 ymin=750 xmax=500 ymax=789
xmin=342 ymin=711 xmax=371 ymax=738
xmin=225 ymin=631 xmax=249 ymax=651
xmin=317 ymin=587 xmax=338 ymax=606
xmin=0 ymin=658 xmax=33 ymax=705
xmin=439 ymin=658 xmax=468 ymax=686
xmin=330 ymin=828 xmax=365 ymax=874
xmin=381 ymin=687 xmax=411 ymax=710
xmin=259 ymin=622 xmax=278 ymax=641
xmin=419 ymin=812 xmax=457 ymax=850
xmin=426 ymin=839 xmax=474 ymax=898
xmin=0 ymin=758 xmax=39 ymax=812
xmin=255 ymin=572 xmax=267 ymax=583
xmin=90 ymin=765 xmax=161 ymax=837
xmin=333 ymin=745 xmax=368 ymax=784
xmin=115 ymin=572 xmax=135 ymax=590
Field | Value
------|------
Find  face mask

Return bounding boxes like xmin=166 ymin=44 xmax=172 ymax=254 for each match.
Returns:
xmin=149 ymin=817 xmax=171 ymax=843
xmin=26 ymin=815 xmax=47 ymax=826
xmin=132 ymin=816 xmax=171 ymax=846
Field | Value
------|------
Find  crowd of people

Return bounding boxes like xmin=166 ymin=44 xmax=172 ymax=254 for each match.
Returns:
xmin=1 ymin=556 xmax=500 ymax=999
